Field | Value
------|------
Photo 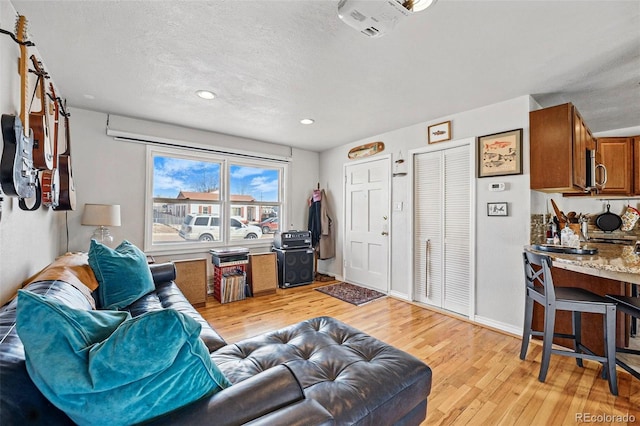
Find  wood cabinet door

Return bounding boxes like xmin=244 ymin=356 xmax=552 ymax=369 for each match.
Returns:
xmin=572 ymin=109 xmax=587 ymax=190
xmin=530 ymin=103 xmax=576 ymax=192
xmin=634 ymin=136 xmax=640 ymax=195
xmin=597 ymin=137 xmax=633 ymax=194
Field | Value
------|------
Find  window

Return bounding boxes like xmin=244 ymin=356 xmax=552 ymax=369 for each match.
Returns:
xmin=146 ymin=147 xmax=286 ymax=251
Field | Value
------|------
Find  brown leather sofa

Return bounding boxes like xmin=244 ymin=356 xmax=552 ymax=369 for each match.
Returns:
xmin=0 ymin=255 xmax=432 ymax=425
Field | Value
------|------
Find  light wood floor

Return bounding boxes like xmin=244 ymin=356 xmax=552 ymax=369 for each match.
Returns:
xmin=196 ymin=281 xmax=640 ymax=425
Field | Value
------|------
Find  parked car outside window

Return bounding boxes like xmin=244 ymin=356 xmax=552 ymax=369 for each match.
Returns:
xmin=179 ymin=214 xmax=262 ymax=241
xmin=259 ymin=217 xmax=279 ymax=234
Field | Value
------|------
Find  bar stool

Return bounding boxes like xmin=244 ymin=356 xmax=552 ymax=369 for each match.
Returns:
xmin=520 ymin=251 xmax=618 ymax=395
xmin=605 ymin=294 xmax=640 ymax=380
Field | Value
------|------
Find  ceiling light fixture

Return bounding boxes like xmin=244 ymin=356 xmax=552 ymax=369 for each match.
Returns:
xmin=410 ymin=0 xmax=437 ymax=12
xmin=195 ymin=90 xmax=216 ymax=100
xmin=300 ymin=118 xmax=315 ymax=125
xmin=338 ymin=0 xmax=437 ymax=38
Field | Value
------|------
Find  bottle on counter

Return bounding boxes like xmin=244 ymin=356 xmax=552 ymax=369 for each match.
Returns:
xmin=580 ymin=215 xmax=589 ymax=242
xmin=546 ymin=216 xmax=556 ymax=244
xmin=553 ymin=232 xmax=560 ymax=245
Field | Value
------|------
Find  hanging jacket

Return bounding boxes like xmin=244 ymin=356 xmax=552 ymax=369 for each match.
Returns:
xmin=308 ymin=197 xmax=321 ymax=248
xmin=318 ymin=189 xmax=335 ymax=260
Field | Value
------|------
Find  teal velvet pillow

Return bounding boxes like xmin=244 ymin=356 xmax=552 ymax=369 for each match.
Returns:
xmin=88 ymin=239 xmax=155 ymax=309
xmin=16 ymin=290 xmax=231 ymax=426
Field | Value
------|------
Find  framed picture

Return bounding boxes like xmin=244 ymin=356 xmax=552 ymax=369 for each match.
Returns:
xmin=487 ymin=202 xmax=508 ymax=216
xmin=477 ymin=128 xmax=523 ymax=178
xmin=428 ymin=121 xmax=451 ymax=144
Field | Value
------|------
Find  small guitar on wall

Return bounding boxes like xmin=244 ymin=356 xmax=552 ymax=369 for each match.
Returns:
xmin=41 ymin=83 xmax=60 ymax=208
xmin=29 ymin=55 xmax=53 ymax=171
xmin=54 ymin=99 xmax=76 ymax=211
xmin=0 ymin=15 xmax=38 ymax=201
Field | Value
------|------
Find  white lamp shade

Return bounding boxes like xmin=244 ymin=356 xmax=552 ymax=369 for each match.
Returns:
xmin=81 ymin=204 xmax=121 ymax=227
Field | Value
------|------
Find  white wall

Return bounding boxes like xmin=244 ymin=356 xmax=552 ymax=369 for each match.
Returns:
xmin=62 ymin=108 xmax=319 ymax=257
xmin=319 ymin=95 xmax=532 ymax=333
xmin=0 ymin=0 xmax=64 ymax=304
xmin=0 ymin=0 xmax=318 ymax=304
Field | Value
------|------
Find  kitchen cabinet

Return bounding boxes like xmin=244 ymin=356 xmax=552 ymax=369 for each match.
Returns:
xmin=635 ymin=136 xmax=640 ymax=195
xmin=596 ymin=137 xmax=634 ymax=195
xmin=530 ymin=103 xmax=595 ymax=193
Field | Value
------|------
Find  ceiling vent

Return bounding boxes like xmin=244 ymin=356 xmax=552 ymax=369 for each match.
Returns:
xmin=338 ymin=0 xmax=412 ymax=38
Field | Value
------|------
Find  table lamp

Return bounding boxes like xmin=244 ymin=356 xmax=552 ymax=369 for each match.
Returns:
xmin=81 ymin=204 xmax=121 ymax=246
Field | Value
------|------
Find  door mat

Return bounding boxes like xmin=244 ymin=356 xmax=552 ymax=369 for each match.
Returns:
xmin=315 ymin=282 xmax=386 ymax=306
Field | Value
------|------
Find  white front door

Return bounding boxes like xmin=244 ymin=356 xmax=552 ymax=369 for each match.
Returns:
xmin=344 ymin=157 xmax=390 ymax=293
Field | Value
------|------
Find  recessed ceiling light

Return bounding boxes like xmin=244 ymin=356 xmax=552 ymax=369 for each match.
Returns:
xmin=83 ymin=94 xmax=95 ymax=100
xmin=300 ymin=118 xmax=315 ymax=125
xmin=195 ymin=90 xmax=216 ymax=100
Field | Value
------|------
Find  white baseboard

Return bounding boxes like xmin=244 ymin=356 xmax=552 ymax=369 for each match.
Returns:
xmin=388 ymin=290 xmax=410 ymax=301
xmin=473 ymin=315 xmax=522 ymax=337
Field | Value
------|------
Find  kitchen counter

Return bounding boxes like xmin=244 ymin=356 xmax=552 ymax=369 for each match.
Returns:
xmin=525 ymin=243 xmax=640 ymax=285
xmin=525 ymin=242 xmax=639 ymax=353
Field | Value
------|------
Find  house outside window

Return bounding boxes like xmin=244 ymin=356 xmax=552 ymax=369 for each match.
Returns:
xmin=145 ymin=147 xmax=285 ymax=252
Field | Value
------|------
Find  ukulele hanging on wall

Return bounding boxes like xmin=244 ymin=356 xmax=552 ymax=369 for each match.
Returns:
xmin=41 ymin=83 xmax=60 ymax=208
xmin=29 ymin=55 xmax=53 ymax=171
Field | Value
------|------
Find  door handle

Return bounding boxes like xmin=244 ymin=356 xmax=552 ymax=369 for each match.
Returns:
xmin=381 ymin=231 xmax=389 ymax=236
xmin=425 ymin=239 xmax=430 ymax=298
xmin=595 ymin=163 xmax=608 ymax=189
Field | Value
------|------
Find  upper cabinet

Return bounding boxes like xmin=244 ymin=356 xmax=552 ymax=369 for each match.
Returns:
xmin=595 ymin=137 xmax=634 ymax=195
xmin=635 ymin=136 xmax=640 ymax=196
xmin=530 ymin=103 xmax=595 ymax=193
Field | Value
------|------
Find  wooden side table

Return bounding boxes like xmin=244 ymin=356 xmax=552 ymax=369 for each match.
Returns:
xmin=173 ymin=258 xmax=207 ymax=307
xmin=247 ymin=253 xmax=278 ymax=296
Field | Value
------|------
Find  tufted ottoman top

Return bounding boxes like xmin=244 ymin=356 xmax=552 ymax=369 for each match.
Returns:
xmin=212 ymin=316 xmax=432 ymax=425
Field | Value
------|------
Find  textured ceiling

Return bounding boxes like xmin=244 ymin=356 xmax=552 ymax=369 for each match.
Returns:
xmin=8 ymin=0 xmax=640 ymax=152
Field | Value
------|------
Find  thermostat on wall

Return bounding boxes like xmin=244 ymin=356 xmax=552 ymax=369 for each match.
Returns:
xmin=489 ymin=182 xmax=505 ymax=192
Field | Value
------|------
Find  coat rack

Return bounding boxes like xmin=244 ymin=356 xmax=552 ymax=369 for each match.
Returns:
xmin=308 ymin=184 xmax=335 ymax=282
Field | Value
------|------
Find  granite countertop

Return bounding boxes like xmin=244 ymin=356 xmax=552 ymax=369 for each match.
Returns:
xmin=525 ymin=243 xmax=640 ymax=278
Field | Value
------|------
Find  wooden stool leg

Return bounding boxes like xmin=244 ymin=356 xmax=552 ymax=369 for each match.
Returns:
xmin=520 ymin=294 xmax=534 ymax=360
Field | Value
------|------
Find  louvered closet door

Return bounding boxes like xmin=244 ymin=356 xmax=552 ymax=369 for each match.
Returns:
xmin=413 ymin=145 xmax=470 ymax=316
xmin=442 ymin=147 xmax=470 ymax=315
xmin=413 ymin=153 xmax=442 ymax=307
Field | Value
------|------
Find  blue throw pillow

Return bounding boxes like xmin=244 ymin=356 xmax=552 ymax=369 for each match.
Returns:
xmin=16 ymin=290 xmax=231 ymax=426
xmin=88 ymin=239 xmax=155 ymax=309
